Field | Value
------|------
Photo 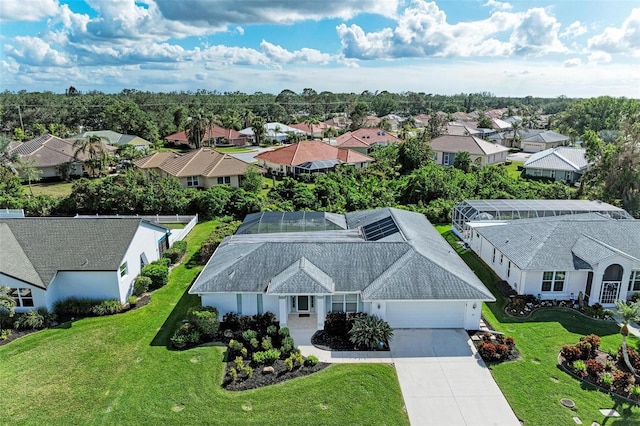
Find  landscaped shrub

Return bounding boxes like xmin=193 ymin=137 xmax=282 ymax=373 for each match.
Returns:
xmin=279 ymin=327 xmax=290 ymax=338
xmin=613 ymin=371 xmax=634 ymax=391
xmin=53 ymin=297 xmax=97 ymax=318
xmin=304 ymin=354 xmax=319 ymax=367
xmin=153 ymin=257 xmax=172 ymax=268
xmin=585 ymin=359 xmax=604 ymax=378
xmin=325 ymin=311 xmax=348 ymax=337
xmin=162 ymin=248 xmax=182 ymax=264
xmin=572 ymin=360 xmax=587 ymax=377
xmin=266 ymin=325 xmax=278 ymax=336
xmin=133 ymin=275 xmax=152 ymax=295
xmin=575 ymin=340 xmax=592 ymax=360
xmin=631 ymin=385 xmax=640 ymax=399
xmin=618 ymin=346 xmax=640 ymax=370
xmin=252 ymin=349 xmax=281 ymax=365
xmin=261 ymin=336 xmax=273 ymax=350
xmin=242 ymin=329 xmax=257 ymax=342
xmin=348 ymin=314 xmax=393 ymax=350
xmin=170 ymin=322 xmax=201 ymax=349
xmin=14 ymin=307 xmax=55 ymax=330
xmin=284 ymin=356 xmax=294 ymax=371
xmin=579 ymin=334 xmax=601 ymax=357
xmin=561 ymin=345 xmax=582 ymax=362
xmin=280 ymin=336 xmax=296 ymax=356
xmin=601 ymin=373 xmax=614 ymax=388
xmin=252 ymin=312 xmax=278 ymax=334
xmin=249 ymin=337 xmax=259 ymax=349
xmin=228 ymin=339 xmax=244 ymax=357
xmin=227 ymin=367 xmax=238 ymax=381
xmin=631 ymin=293 xmax=640 ymax=303
xmin=495 ymin=343 xmax=510 ymax=359
xmin=222 ymin=312 xmax=240 ymax=330
xmin=172 ymin=240 xmax=187 ymax=254
xmin=186 ymin=306 xmax=219 ymax=337
xmin=140 ymin=263 xmax=169 ymax=289
xmin=90 ymin=300 xmax=123 ymax=316
xmin=479 ymin=342 xmax=497 ymax=360
xmin=199 ymin=221 xmax=241 ymax=262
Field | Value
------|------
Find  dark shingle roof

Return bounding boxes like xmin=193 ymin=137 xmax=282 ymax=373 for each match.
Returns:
xmin=190 ymin=208 xmax=494 ymax=301
xmin=0 ymin=218 xmax=147 ymax=287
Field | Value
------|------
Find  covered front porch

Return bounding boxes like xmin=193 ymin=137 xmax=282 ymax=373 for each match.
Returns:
xmin=277 ymin=295 xmax=326 ymax=330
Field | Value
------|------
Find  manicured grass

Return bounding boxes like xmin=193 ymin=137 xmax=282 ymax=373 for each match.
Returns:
xmin=160 ymin=223 xmax=186 ymax=229
xmin=216 ymin=146 xmax=253 ymax=153
xmin=0 ymin=221 xmax=408 ymax=426
xmin=441 ymin=227 xmax=640 ymax=425
xmin=25 ymin=181 xmax=75 ymax=198
xmin=502 ymin=161 xmax=524 ymax=179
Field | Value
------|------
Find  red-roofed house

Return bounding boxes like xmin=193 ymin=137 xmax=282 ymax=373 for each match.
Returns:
xmin=335 ymin=128 xmax=401 ymax=154
xmin=288 ymin=122 xmax=330 ymax=138
xmin=165 ymin=125 xmax=250 ymax=147
xmin=255 ymin=141 xmax=373 ymax=176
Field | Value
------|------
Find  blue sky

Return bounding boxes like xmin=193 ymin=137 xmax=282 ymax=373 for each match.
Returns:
xmin=0 ymin=0 xmax=638 ymax=97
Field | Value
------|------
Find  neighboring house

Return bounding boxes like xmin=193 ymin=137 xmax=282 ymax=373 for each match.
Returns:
xmin=519 ymin=130 xmax=570 ymax=153
xmin=380 ymin=114 xmax=404 ymax=131
xmin=288 ymin=122 xmax=330 ymax=138
xmin=429 ymin=135 xmax=510 ymax=167
xmin=336 ymin=128 xmax=401 ymax=154
xmin=134 ymin=148 xmax=252 ymax=188
xmin=467 ymin=214 xmax=640 ymax=307
xmin=9 ymin=134 xmax=113 ymax=179
xmin=0 ymin=218 xmax=170 ymax=311
xmin=70 ymin=130 xmax=151 ymax=150
xmin=447 ymin=123 xmax=482 ymax=136
xmin=255 ymin=141 xmax=373 ymax=176
xmin=239 ymin=123 xmax=307 ymax=143
xmin=452 ymin=199 xmax=633 ymax=242
xmin=189 ymin=208 xmax=495 ymax=330
xmin=165 ymin=126 xmax=249 ymax=147
xmin=523 ymin=147 xmax=588 ymax=183
xmin=322 ymin=115 xmax=350 ymax=130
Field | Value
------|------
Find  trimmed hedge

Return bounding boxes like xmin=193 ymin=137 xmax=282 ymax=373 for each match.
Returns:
xmin=140 ymin=262 xmax=169 ymax=289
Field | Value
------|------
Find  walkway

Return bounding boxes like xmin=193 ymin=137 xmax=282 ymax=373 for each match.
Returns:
xmin=292 ymin=327 xmax=520 ymax=426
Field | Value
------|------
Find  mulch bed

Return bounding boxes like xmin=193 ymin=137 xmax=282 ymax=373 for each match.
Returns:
xmin=223 ymin=360 xmax=330 ymax=391
xmin=0 ymin=329 xmax=37 ymax=347
xmin=310 ymin=330 xmax=390 ymax=351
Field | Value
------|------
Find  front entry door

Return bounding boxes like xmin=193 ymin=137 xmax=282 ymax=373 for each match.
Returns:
xmin=297 ymin=296 xmax=309 ymax=312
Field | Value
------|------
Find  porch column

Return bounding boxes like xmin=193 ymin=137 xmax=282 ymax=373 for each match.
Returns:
xmin=278 ymin=296 xmax=288 ymax=327
xmin=316 ymin=296 xmax=325 ymax=330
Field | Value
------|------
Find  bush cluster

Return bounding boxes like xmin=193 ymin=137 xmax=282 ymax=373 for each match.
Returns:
xmin=477 ymin=334 xmax=517 ymax=363
xmin=163 ymin=240 xmax=188 ymax=264
xmin=140 ymin=259 xmax=169 ymax=289
xmin=170 ymin=306 xmax=219 ymax=349
xmin=133 ymin=275 xmax=152 ymax=296
xmin=199 ymin=220 xmax=241 ymax=263
xmin=348 ymin=314 xmax=393 ymax=350
xmin=324 ymin=311 xmax=367 ymax=339
xmin=53 ymin=297 xmax=123 ymax=320
xmin=14 ymin=307 xmax=56 ymax=330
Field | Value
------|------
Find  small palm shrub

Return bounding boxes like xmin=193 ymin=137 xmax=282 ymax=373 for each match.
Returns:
xmin=280 ymin=336 xmax=296 ymax=356
xmin=575 ymin=340 xmax=592 ymax=360
xmin=266 ymin=325 xmax=278 ymax=336
xmin=133 ymin=275 xmax=151 ymax=295
xmin=348 ymin=314 xmax=393 ymax=350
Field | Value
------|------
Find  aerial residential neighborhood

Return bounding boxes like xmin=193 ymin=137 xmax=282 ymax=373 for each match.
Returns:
xmin=1 ymin=1 xmax=639 ymax=425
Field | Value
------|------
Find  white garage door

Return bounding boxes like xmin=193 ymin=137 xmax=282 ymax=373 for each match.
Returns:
xmin=522 ymin=143 xmax=542 ymax=153
xmin=385 ymin=301 xmax=465 ymax=328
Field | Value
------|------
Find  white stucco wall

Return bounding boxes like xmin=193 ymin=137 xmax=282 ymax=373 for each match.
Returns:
xmin=201 ymin=293 xmax=239 ymax=315
xmin=0 ymin=273 xmax=47 ymax=312
xmin=263 ymin=295 xmax=280 ymax=319
xmin=48 ymin=271 xmax=120 ymax=309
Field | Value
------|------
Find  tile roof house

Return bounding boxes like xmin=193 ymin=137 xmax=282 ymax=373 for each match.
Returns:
xmin=467 ymin=214 xmax=640 ymax=307
xmin=254 ymin=141 xmax=373 ymax=176
xmin=523 ymin=147 xmax=588 ymax=183
xmin=0 ymin=218 xmax=170 ymax=311
xmin=70 ymin=130 xmax=151 ymax=150
xmin=429 ymin=135 xmax=510 ymax=167
xmin=10 ymin=134 xmax=114 ymax=178
xmin=288 ymin=122 xmax=330 ymax=138
xmin=134 ymin=148 xmax=253 ymax=188
xmin=336 ymin=128 xmax=401 ymax=154
xmin=165 ymin=126 xmax=250 ymax=147
xmin=189 ymin=208 xmax=494 ymax=330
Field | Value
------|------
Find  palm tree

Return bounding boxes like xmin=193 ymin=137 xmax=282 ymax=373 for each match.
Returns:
xmin=205 ymin=112 xmax=222 ymax=146
xmin=509 ymin=121 xmax=522 ymax=149
xmin=185 ymin=109 xmax=208 ymax=149
xmin=251 ymin=117 xmax=266 ymax=146
xmin=614 ymin=299 xmax=640 ymax=375
xmin=116 ymin=144 xmax=143 ymax=168
xmin=73 ymin=135 xmax=105 ymax=178
xmin=17 ymin=157 xmax=42 ymax=196
xmin=0 ymin=286 xmax=16 ymax=333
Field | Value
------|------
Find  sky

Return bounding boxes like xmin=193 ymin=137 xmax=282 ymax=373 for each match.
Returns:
xmin=0 ymin=0 xmax=639 ymax=97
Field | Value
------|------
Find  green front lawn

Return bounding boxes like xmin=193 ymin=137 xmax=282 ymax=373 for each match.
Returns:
xmin=24 ymin=181 xmax=75 ymax=198
xmin=442 ymin=228 xmax=640 ymax=425
xmin=216 ymin=146 xmax=253 ymax=153
xmin=502 ymin=161 xmax=524 ymax=179
xmin=0 ymin=221 xmax=408 ymax=426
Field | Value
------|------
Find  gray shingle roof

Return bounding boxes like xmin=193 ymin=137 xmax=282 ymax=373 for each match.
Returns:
xmin=190 ymin=208 xmax=494 ymax=301
xmin=0 ymin=218 xmax=150 ymax=287
xmin=524 ymin=147 xmax=588 ymax=172
xmin=0 ymin=224 xmax=44 ymax=288
xmin=474 ymin=214 xmax=640 ymax=270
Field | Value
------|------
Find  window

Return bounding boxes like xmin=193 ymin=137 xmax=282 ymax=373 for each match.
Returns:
xmin=186 ymin=176 xmax=199 ymax=187
xmin=217 ymin=177 xmax=223 ymax=185
xmin=542 ymin=271 xmax=565 ymax=292
xmin=629 ymin=271 xmax=640 ymax=292
xmin=492 ymin=248 xmax=496 ymax=264
xmin=443 ymin=152 xmax=455 ymax=166
xmin=119 ymin=262 xmax=128 ymax=277
xmin=500 ymin=254 xmax=504 ymax=264
xmin=507 ymin=261 xmax=511 ymax=278
xmin=331 ymin=294 xmax=358 ymax=313
xmin=217 ymin=176 xmax=232 ymax=185
xmin=10 ymin=288 xmax=34 ymax=307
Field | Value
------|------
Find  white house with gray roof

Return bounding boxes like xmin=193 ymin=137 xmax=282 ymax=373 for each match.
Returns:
xmin=0 ymin=218 xmax=170 ymax=311
xmin=523 ymin=147 xmax=588 ymax=184
xmin=189 ymin=208 xmax=495 ymax=330
xmin=467 ymin=214 xmax=640 ymax=306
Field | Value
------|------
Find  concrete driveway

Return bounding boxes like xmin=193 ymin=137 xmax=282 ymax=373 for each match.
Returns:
xmin=228 ymin=146 xmax=273 ymax=163
xmin=391 ymin=329 xmax=520 ymax=426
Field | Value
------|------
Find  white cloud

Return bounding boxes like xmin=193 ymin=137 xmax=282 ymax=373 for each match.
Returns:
xmin=587 ymin=8 xmax=640 ymax=56
xmin=588 ymin=51 xmax=612 ymax=64
xmin=483 ymin=0 xmax=513 ymax=12
xmin=560 ymin=21 xmax=587 ymax=38
xmin=563 ymin=58 xmax=582 ymax=67
xmin=260 ymin=41 xmax=332 ymax=65
xmin=0 ymin=0 xmax=59 ymax=22
xmin=4 ymin=36 xmax=70 ymax=66
xmin=154 ymin=0 xmax=399 ymax=26
xmin=509 ymin=8 xmax=565 ymax=54
xmin=235 ymin=26 xmax=245 ymax=35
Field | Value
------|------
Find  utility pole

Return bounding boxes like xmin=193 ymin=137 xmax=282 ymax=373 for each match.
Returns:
xmin=16 ymin=104 xmax=24 ymax=132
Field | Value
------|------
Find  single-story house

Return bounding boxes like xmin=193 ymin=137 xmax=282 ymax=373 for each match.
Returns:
xmin=467 ymin=213 xmax=640 ymax=307
xmin=523 ymin=147 xmax=588 ymax=184
xmin=0 ymin=217 xmax=170 ymax=311
xmin=254 ymin=141 xmax=373 ymax=176
xmin=134 ymin=148 xmax=253 ymax=188
xmin=9 ymin=134 xmax=114 ymax=179
xmin=288 ymin=122 xmax=330 ymax=138
xmin=165 ymin=126 xmax=250 ymax=147
xmin=189 ymin=208 xmax=495 ymax=330
xmin=520 ymin=130 xmax=570 ymax=153
xmin=239 ymin=123 xmax=307 ymax=143
xmin=429 ymin=135 xmax=510 ymax=167
xmin=336 ymin=128 xmax=401 ymax=154
xmin=70 ymin=130 xmax=151 ymax=150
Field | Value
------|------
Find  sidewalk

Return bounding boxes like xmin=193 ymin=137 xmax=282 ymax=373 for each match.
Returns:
xmin=609 ymin=311 xmax=640 ymax=338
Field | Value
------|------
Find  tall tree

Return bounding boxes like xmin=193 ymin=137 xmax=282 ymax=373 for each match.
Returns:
xmin=614 ymin=300 xmax=640 ymax=375
xmin=17 ymin=157 xmax=42 ymax=196
xmin=453 ymin=151 xmax=472 ymax=172
xmin=349 ymin=102 xmax=369 ymax=131
xmin=73 ymin=135 xmax=105 ymax=178
xmin=185 ymin=109 xmax=208 ymax=148
xmin=251 ymin=117 xmax=267 ymax=146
